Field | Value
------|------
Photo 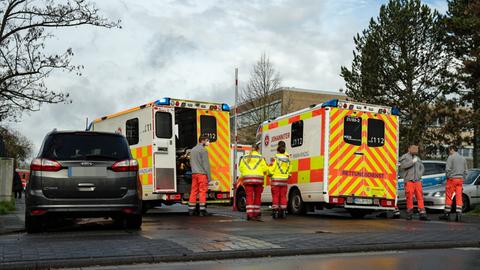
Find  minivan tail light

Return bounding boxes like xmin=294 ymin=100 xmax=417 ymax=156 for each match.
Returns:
xmin=30 ymin=158 xmax=62 ymax=172
xmin=111 ymin=159 xmax=139 ymax=172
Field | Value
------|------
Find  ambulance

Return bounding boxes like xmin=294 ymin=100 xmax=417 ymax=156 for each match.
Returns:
xmin=91 ymin=97 xmax=232 ymax=212
xmin=237 ymin=99 xmax=400 ymax=218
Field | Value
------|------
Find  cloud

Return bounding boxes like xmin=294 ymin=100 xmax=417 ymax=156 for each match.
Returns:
xmin=7 ymin=0 xmax=447 ymax=156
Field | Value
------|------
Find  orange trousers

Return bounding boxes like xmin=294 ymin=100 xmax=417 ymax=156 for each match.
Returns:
xmin=188 ymin=174 xmax=208 ymax=211
xmin=405 ymin=181 xmax=425 ymax=213
xmin=445 ymin=178 xmax=463 ymax=213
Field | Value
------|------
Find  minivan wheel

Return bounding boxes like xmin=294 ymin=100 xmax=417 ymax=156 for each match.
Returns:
xmin=25 ymin=214 xmax=43 ymax=234
xmin=125 ymin=214 xmax=142 ymax=230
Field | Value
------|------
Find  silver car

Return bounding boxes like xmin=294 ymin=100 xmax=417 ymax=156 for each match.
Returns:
xmin=421 ymin=169 xmax=480 ymax=212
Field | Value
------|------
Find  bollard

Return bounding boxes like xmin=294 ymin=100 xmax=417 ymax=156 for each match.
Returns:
xmin=0 ymin=158 xmax=14 ymax=202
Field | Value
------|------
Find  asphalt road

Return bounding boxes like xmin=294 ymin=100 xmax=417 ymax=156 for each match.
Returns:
xmin=70 ymin=248 xmax=480 ymax=270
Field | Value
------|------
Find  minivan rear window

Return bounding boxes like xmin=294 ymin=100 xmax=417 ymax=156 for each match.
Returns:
xmin=41 ymin=133 xmax=131 ymax=161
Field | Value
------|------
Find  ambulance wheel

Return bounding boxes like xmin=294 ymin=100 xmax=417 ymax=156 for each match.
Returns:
xmin=288 ymin=189 xmax=305 ymax=215
xmin=236 ymin=188 xmax=246 ymax=212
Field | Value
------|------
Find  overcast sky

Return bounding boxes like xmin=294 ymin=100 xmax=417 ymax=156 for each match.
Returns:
xmin=7 ymin=0 xmax=447 ymax=157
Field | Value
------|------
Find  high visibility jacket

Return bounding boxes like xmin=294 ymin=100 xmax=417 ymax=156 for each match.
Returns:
xmin=269 ymin=153 xmax=291 ymax=186
xmin=239 ymin=150 xmax=268 ymax=185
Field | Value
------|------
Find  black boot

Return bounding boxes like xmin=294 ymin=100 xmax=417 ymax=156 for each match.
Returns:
xmin=419 ymin=213 xmax=430 ymax=221
xmin=280 ymin=209 xmax=287 ymax=219
xmin=188 ymin=210 xmax=195 ymax=216
xmin=439 ymin=213 xmax=450 ymax=221
xmin=272 ymin=209 xmax=279 ymax=219
xmin=199 ymin=210 xmax=210 ymax=217
xmin=406 ymin=210 xmax=413 ymax=220
xmin=455 ymin=212 xmax=462 ymax=222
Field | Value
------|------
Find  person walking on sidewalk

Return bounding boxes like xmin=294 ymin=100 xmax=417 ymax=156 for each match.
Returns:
xmin=439 ymin=145 xmax=468 ymax=222
xmin=239 ymin=143 xmax=268 ymax=221
xmin=399 ymin=144 xmax=429 ymax=221
xmin=188 ymin=135 xmax=211 ymax=217
xmin=12 ymin=169 xmax=23 ymax=199
xmin=269 ymin=142 xmax=291 ymax=219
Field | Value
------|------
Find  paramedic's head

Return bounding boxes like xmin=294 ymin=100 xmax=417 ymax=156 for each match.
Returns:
xmin=277 ymin=144 xmax=286 ymax=154
xmin=278 ymin=141 xmax=286 ymax=148
xmin=408 ymin=144 xmax=419 ymax=155
xmin=448 ymin=145 xmax=458 ymax=155
xmin=199 ymin=135 xmax=210 ymax=146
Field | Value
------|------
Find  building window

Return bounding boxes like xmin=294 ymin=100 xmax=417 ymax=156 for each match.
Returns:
xmin=126 ymin=118 xmax=139 ymax=145
xmin=367 ymin=119 xmax=385 ymax=147
xmin=200 ymin=115 xmax=217 ymax=142
xmin=344 ymin=116 xmax=362 ymax=146
xmin=291 ymin=120 xmax=304 ymax=148
xmin=155 ymin=112 xmax=173 ymax=139
xmin=235 ymin=100 xmax=282 ymax=128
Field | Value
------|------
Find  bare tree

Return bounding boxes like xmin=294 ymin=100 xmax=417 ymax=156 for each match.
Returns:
xmin=0 ymin=0 xmax=120 ymax=121
xmin=239 ymin=53 xmax=281 ymax=143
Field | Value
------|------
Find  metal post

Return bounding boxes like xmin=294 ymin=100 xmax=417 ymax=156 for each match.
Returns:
xmin=232 ymin=68 xmax=239 ymax=210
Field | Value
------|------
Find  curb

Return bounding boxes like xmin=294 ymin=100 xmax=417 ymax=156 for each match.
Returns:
xmin=1 ymin=240 xmax=479 ymax=270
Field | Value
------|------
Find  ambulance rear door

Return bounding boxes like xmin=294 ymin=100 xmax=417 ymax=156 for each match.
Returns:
xmin=153 ymin=106 xmax=177 ymax=193
xmin=197 ymin=109 xmax=231 ymax=193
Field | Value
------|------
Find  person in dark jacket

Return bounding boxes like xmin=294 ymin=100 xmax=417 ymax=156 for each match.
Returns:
xmin=12 ymin=170 xmax=23 ymax=199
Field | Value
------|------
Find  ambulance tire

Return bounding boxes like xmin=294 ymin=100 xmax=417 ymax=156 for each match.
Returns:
xmin=236 ymin=188 xmax=247 ymax=212
xmin=288 ymin=189 xmax=306 ymax=215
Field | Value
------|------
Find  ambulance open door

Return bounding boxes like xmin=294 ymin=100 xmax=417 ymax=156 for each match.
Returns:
xmin=153 ymin=106 xmax=177 ymax=193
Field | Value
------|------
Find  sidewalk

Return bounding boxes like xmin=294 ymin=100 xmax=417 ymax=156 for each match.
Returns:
xmin=0 ymin=198 xmax=25 ymax=235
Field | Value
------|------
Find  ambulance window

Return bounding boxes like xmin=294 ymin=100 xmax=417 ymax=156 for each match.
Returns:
xmin=344 ymin=116 xmax=362 ymax=146
xmin=291 ymin=120 xmax=304 ymax=148
xmin=125 ymin=118 xmax=139 ymax=146
xmin=200 ymin=115 xmax=217 ymax=142
xmin=367 ymin=119 xmax=385 ymax=147
xmin=155 ymin=112 xmax=173 ymax=139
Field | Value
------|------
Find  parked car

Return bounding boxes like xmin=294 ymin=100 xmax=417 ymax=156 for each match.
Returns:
xmin=25 ymin=131 xmax=142 ymax=233
xmin=397 ymin=160 xmax=447 ymax=208
xmin=421 ymin=169 xmax=480 ymax=212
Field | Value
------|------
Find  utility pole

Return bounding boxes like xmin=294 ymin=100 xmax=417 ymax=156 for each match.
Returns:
xmin=233 ymin=68 xmax=239 ymax=210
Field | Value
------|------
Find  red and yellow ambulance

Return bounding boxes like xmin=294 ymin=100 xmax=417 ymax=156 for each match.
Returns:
xmin=235 ymin=99 xmax=400 ymax=218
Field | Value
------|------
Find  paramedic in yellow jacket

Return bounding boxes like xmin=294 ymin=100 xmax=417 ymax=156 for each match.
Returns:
xmin=239 ymin=143 xmax=268 ymax=221
xmin=269 ymin=142 xmax=291 ymax=219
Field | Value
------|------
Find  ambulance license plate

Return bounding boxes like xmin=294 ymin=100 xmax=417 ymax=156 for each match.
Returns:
xmin=353 ymin=198 xmax=372 ymax=205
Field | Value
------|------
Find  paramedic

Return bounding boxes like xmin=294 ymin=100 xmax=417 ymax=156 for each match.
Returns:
xmin=188 ymin=135 xmax=211 ymax=216
xmin=269 ymin=143 xmax=291 ymax=219
xmin=399 ymin=144 xmax=429 ymax=221
xmin=239 ymin=143 xmax=268 ymax=221
xmin=439 ymin=145 xmax=468 ymax=222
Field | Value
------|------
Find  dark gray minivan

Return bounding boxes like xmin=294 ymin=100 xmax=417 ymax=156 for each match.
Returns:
xmin=25 ymin=131 xmax=142 ymax=233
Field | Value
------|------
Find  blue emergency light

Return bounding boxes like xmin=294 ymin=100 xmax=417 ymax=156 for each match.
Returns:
xmin=155 ymin=97 xmax=171 ymax=106
xmin=391 ymin=106 xmax=400 ymax=116
xmin=321 ymin=99 xmax=339 ymax=108
xmin=221 ymin=103 xmax=230 ymax=111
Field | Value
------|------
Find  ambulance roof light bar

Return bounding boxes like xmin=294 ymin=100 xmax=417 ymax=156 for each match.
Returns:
xmin=154 ymin=97 xmax=171 ymax=106
xmin=391 ymin=106 xmax=400 ymax=116
xmin=222 ymin=103 xmax=230 ymax=111
xmin=321 ymin=99 xmax=339 ymax=108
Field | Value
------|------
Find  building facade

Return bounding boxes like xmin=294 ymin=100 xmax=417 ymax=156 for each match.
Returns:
xmin=231 ymin=87 xmax=347 ymax=144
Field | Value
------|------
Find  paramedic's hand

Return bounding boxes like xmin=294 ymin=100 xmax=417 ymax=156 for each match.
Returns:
xmin=412 ymin=157 xmax=418 ymax=163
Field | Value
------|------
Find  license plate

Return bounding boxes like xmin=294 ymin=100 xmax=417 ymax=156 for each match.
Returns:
xmin=68 ymin=167 xmax=107 ymax=177
xmin=354 ymin=198 xmax=373 ymax=205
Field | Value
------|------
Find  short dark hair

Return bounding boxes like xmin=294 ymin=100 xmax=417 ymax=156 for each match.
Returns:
xmin=253 ymin=143 xmax=260 ymax=151
xmin=449 ymin=145 xmax=458 ymax=152
xmin=198 ymin=135 xmax=208 ymax=143
xmin=277 ymin=145 xmax=286 ymax=154
xmin=278 ymin=141 xmax=286 ymax=147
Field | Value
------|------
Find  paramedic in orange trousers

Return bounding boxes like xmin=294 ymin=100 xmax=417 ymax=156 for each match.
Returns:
xmin=239 ymin=143 xmax=268 ymax=221
xmin=439 ymin=145 xmax=468 ymax=222
xmin=188 ymin=135 xmax=211 ymax=216
xmin=399 ymin=144 xmax=429 ymax=221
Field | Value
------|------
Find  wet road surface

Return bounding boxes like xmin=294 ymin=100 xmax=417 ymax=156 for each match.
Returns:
xmin=71 ymin=248 xmax=480 ymax=270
